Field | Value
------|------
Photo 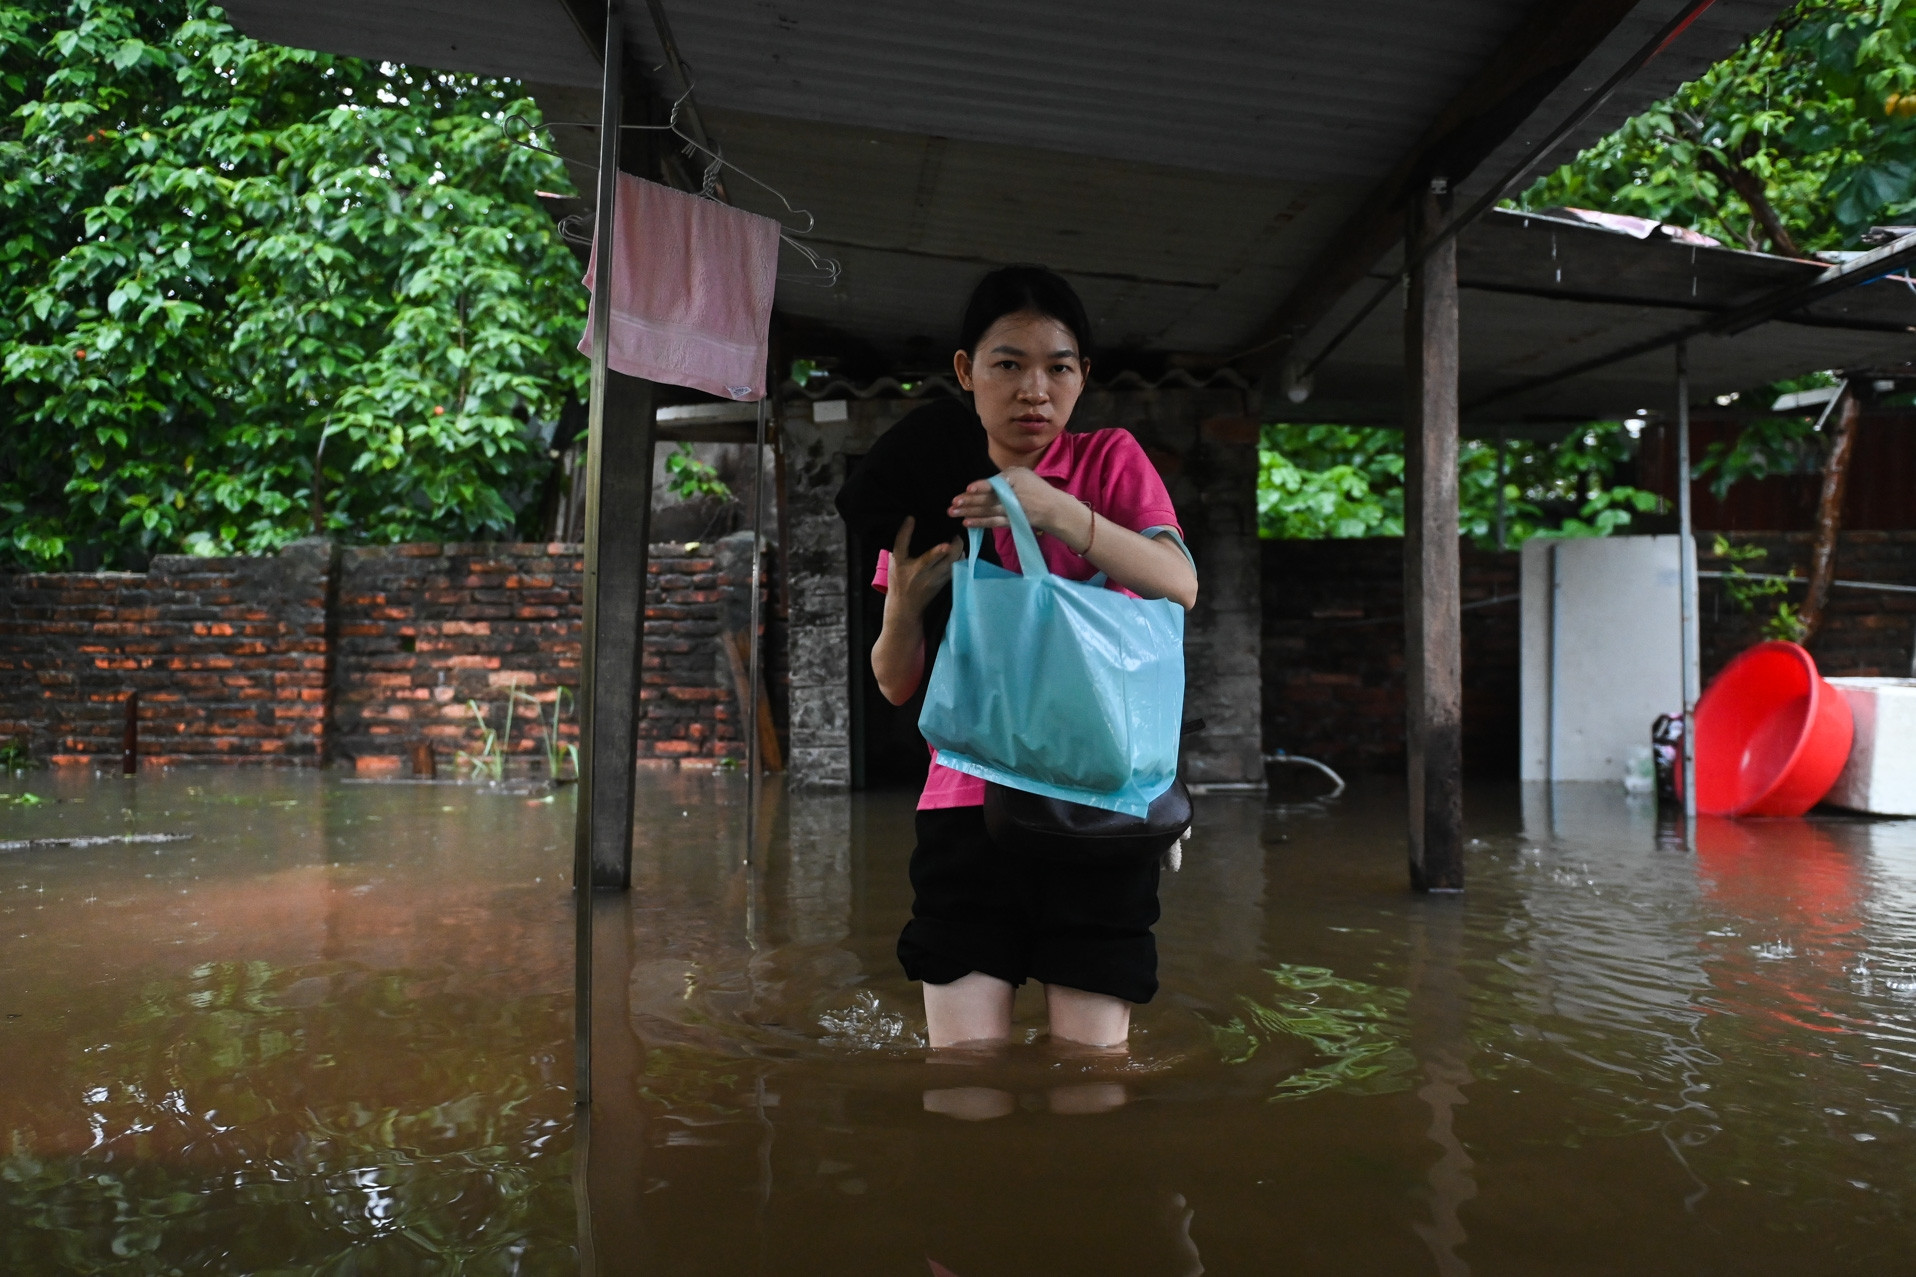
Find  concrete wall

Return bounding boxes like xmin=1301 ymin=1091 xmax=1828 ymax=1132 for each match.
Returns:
xmin=778 ymin=385 xmax=1264 ymax=791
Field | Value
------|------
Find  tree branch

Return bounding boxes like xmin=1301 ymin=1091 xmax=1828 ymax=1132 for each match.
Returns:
xmin=1800 ymin=389 xmax=1859 ymax=643
xmin=1695 ymin=149 xmax=1804 ymax=257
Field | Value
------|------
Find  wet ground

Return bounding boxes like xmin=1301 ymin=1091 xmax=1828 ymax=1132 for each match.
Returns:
xmin=6 ymin=767 xmax=1916 ymax=1274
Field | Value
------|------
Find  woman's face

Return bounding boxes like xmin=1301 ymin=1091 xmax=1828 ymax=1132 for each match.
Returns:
xmin=953 ymin=310 xmax=1088 ymax=466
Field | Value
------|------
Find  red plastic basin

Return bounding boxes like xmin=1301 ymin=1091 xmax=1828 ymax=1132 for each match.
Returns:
xmin=1694 ymin=641 xmax=1854 ymax=817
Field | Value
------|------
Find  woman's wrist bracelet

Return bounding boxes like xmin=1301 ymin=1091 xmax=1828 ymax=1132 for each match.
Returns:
xmin=1079 ymin=503 xmax=1098 ymax=557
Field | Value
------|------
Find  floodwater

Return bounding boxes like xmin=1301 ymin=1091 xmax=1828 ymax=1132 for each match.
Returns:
xmin=7 ymin=771 xmax=1916 ymax=1273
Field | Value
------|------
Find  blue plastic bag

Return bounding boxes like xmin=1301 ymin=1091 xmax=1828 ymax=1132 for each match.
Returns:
xmin=919 ymin=474 xmax=1188 ymax=817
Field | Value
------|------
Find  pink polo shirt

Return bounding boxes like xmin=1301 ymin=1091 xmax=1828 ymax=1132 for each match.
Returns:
xmin=870 ymin=427 xmax=1185 ymax=809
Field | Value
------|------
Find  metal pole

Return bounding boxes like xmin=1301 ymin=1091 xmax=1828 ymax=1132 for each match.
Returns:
xmin=1676 ymin=343 xmax=1699 ymax=830
xmin=1494 ymin=428 xmax=1508 ymax=552
xmin=574 ymin=0 xmax=624 ymax=1111
xmin=1547 ymin=542 xmax=1560 ymax=786
xmin=745 ymin=397 xmax=768 ymax=864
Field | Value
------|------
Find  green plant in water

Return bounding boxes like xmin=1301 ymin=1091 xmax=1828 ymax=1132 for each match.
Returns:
xmin=1207 ymin=964 xmax=1417 ymax=1101
xmin=1713 ymin=535 xmax=1807 ymax=642
xmin=0 ymin=739 xmax=35 ymax=772
xmin=636 ymin=1045 xmax=747 ymax=1118
xmin=512 ymin=686 xmax=578 ymax=781
xmin=456 ymin=696 xmax=517 ymax=781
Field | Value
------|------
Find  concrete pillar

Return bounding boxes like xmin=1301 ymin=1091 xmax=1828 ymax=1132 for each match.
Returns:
xmin=1186 ymin=412 xmax=1266 ymax=785
xmin=780 ymin=405 xmax=854 ymax=789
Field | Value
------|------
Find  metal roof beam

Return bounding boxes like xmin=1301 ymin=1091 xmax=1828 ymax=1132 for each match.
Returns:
xmin=1468 ymin=230 xmax=1916 ymax=410
xmin=1718 ymin=231 xmax=1916 ymax=333
xmin=1235 ymin=0 xmax=1670 ymax=374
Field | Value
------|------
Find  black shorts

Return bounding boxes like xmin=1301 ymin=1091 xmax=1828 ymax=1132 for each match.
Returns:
xmin=896 ymin=805 xmax=1160 ymax=1004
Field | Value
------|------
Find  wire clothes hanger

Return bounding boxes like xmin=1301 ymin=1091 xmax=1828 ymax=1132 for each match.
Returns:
xmin=504 ymin=92 xmax=841 ymax=287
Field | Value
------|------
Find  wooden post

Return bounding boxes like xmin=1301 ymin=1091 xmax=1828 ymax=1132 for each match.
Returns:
xmin=121 ymin=691 xmax=138 ymax=776
xmin=577 ymin=368 xmax=656 ymax=892
xmin=573 ymin=0 xmax=629 ymax=1110
xmin=1801 ymin=388 xmax=1860 ymax=643
xmin=721 ymin=627 xmax=784 ymax=773
xmin=1403 ymin=180 xmax=1464 ymax=893
xmin=575 ymin=0 xmax=662 ymax=899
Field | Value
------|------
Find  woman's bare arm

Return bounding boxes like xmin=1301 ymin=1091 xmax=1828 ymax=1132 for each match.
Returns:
xmin=947 ymin=469 xmax=1197 ymax=609
xmin=870 ymin=517 xmax=964 ymax=705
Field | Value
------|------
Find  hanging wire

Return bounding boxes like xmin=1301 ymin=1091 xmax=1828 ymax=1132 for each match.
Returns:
xmin=502 ymin=99 xmax=841 ymax=286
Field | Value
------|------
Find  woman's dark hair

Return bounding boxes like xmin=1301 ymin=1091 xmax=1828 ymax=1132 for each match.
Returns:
xmin=957 ymin=265 xmax=1093 ymax=359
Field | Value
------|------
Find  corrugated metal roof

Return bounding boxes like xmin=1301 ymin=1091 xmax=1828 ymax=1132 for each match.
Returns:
xmin=1292 ymin=210 xmax=1916 ymax=425
xmin=617 ymin=0 xmax=1794 ymax=360
xmin=222 ymin=0 xmax=602 ymax=87
xmin=625 ymin=0 xmax=1538 ymax=183
xmin=224 ymin=0 xmax=1843 ymax=408
xmin=702 ymin=105 xmax=1333 ymax=354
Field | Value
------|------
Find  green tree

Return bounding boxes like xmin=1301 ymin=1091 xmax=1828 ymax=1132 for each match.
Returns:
xmin=1259 ymin=422 xmax=1660 ymax=548
xmin=1256 ymin=424 xmax=1404 ymax=539
xmin=1 ymin=1 xmax=587 ymax=570
xmin=1516 ymin=0 xmax=1916 ymax=253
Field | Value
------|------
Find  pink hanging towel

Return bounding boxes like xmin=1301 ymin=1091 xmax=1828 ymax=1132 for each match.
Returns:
xmin=578 ymin=172 xmax=781 ymax=402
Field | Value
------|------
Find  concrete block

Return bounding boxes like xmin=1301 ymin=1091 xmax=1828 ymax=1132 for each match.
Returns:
xmin=1826 ymin=677 xmax=1916 ymax=816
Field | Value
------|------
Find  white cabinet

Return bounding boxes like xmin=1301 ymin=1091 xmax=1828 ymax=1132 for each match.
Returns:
xmin=1520 ymin=536 xmax=1695 ymax=783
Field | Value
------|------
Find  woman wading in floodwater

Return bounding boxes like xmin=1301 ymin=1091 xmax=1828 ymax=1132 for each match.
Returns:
xmin=836 ymin=266 xmax=1197 ymax=1099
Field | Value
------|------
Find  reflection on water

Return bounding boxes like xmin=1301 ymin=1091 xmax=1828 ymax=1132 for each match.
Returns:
xmin=601 ymin=775 xmax=1916 ymax=1275
xmin=12 ymin=768 xmax=1916 ymax=1273
xmin=1 ymin=769 xmax=576 ymax=1274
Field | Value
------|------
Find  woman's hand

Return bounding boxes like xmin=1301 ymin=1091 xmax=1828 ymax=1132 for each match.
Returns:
xmin=947 ymin=468 xmax=1198 ymax=610
xmin=884 ymin=516 xmax=964 ymax=618
xmin=948 ymin=467 xmax=1087 ymax=544
xmin=870 ymin=517 xmax=963 ymax=705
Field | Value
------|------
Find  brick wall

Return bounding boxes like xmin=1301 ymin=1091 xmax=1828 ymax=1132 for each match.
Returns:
xmin=0 ymin=535 xmax=778 ymax=770
xmin=0 ymin=540 xmax=331 ymax=765
xmin=330 ymin=542 xmax=583 ymax=772
xmin=1701 ymin=531 xmax=1916 ymax=679
xmin=1261 ymin=532 xmax=1916 ymax=779
xmin=1263 ymin=539 xmax=1521 ymax=776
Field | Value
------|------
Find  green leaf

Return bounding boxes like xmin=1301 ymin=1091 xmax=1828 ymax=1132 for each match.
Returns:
xmin=1 ymin=3 xmax=584 ymax=569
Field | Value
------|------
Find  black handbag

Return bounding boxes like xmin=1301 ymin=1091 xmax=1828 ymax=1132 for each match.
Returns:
xmin=981 ymin=720 xmax=1200 ymax=861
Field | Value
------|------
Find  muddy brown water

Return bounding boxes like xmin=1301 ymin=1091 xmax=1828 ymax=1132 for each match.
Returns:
xmin=6 ymin=768 xmax=1916 ymax=1274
